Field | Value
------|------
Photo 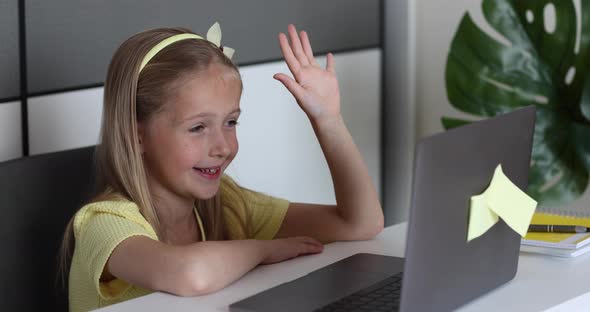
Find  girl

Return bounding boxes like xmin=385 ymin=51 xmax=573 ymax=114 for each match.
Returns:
xmin=61 ymin=23 xmax=383 ymax=312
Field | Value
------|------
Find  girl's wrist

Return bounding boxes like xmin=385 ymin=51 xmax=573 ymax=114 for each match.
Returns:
xmin=255 ymin=239 xmax=271 ymax=264
xmin=311 ymin=114 xmax=345 ymax=133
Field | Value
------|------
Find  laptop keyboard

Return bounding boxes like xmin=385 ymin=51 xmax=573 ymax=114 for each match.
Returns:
xmin=314 ymin=272 xmax=403 ymax=312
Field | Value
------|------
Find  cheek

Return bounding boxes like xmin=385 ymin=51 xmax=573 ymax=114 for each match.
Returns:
xmin=159 ymin=134 xmax=202 ymax=168
xmin=228 ymin=132 xmax=239 ymax=157
xmin=179 ymin=139 xmax=204 ymax=161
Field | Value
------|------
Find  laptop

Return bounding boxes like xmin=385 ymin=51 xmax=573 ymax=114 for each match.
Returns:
xmin=229 ymin=106 xmax=536 ymax=312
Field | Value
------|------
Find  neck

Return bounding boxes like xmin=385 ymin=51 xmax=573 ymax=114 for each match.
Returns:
xmin=143 ymin=172 xmax=203 ymax=244
xmin=152 ymin=191 xmax=201 ymax=245
xmin=155 ymin=196 xmax=195 ymax=228
xmin=148 ymin=184 xmax=195 ymax=228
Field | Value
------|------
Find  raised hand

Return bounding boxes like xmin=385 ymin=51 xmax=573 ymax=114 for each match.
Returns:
xmin=273 ymin=24 xmax=341 ymax=125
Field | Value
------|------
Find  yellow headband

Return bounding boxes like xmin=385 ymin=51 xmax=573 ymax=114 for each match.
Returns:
xmin=138 ymin=22 xmax=235 ymax=73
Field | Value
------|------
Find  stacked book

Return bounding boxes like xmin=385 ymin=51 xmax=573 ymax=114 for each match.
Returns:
xmin=521 ymin=212 xmax=590 ymax=258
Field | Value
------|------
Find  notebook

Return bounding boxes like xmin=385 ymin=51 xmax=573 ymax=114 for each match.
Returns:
xmin=520 ymin=244 xmax=590 ymax=258
xmin=521 ymin=212 xmax=590 ymax=256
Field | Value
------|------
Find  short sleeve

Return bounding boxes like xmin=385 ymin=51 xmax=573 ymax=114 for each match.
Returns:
xmin=221 ymin=175 xmax=289 ymax=240
xmin=73 ymin=202 xmax=158 ymax=300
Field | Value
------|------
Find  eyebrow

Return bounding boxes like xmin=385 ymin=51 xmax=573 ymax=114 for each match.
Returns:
xmin=180 ymin=108 xmax=241 ymax=123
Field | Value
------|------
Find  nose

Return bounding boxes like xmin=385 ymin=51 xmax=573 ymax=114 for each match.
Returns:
xmin=209 ymin=129 xmax=232 ymax=159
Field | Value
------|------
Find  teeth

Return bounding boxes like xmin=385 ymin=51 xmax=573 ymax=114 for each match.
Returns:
xmin=198 ymin=168 xmax=218 ymax=174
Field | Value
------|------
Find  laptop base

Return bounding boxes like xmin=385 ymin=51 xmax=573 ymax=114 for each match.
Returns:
xmin=229 ymin=253 xmax=404 ymax=312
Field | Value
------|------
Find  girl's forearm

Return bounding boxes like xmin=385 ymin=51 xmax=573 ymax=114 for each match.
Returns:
xmin=176 ymin=239 xmax=267 ymax=295
xmin=312 ymin=115 xmax=384 ymax=238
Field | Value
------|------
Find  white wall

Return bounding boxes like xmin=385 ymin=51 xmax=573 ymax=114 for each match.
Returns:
xmin=20 ymin=49 xmax=382 ymax=204
xmin=0 ymin=101 xmax=22 ymax=162
xmin=415 ymin=0 xmax=590 ymax=214
xmin=415 ymin=0 xmax=497 ymax=140
xmin=28 ymin=88 xmax=103 ymax=155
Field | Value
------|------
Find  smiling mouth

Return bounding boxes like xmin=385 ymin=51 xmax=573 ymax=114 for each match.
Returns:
xmin=192 ymin=166 xmax=223 ymax=180
xmin=193 ymin=167 xmax=220 ymax=174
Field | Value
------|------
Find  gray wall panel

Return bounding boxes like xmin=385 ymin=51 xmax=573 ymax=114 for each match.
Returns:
xmin=384 ymin=0 xmax=414 ymax=225
xmin=0 ymin=0 xmax=20 ymax=99
xmin=0 ymin=101 xmax=22 ymax=161
xmin=26 ymin=0 xmax=380 ymax=94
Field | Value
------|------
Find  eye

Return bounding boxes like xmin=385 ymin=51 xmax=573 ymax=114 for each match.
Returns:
xmin=227 ymin=119 xmax=239 ymax=127
xmin=189 ymin=124 xmax=205 ymax=133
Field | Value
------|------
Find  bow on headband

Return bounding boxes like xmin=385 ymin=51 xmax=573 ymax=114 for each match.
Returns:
xmin=206 ymin=22 xmax=235 ymax=59
xmin=139 ymin=22 xmax=235 ymax=73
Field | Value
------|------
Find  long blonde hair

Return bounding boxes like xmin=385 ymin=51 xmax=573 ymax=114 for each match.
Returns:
xmin=58 ymin=27 xmax=249 ymax=287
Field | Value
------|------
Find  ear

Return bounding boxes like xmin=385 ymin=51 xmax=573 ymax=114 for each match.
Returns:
xmin=137 ymin=122 xmax=145 ymax=154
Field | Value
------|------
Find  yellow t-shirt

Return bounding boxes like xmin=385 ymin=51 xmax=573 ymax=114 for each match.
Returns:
xmin=69 ymin=175 xmax=289 ymax=312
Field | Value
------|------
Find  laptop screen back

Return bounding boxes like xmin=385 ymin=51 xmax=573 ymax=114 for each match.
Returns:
xmin=399 ymin=106 xmax=536 ymax=312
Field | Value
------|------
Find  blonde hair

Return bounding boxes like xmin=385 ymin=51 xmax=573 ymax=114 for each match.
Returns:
xmin=58 ymin=27 xmax=250 ymax=287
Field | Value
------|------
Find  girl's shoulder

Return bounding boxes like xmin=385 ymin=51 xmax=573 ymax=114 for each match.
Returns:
xmin=220 ymin=174 xmax=275 ymax=204
xmin=220 ymin=174 xmax=262 ymax=197
xmin=77 ymin=198 xmax=141 ymax=218
xmin=72 ymin=197 xmax=150 ymax=238
xmin=219 ymin=174 xmax=255 ymax=207
xmin=220 ymin=173 xmax=238 ymax=188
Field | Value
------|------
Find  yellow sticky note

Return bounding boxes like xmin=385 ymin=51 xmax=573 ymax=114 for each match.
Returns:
xmin=467 ymin=195 xmax=500 ymax=242
xmin=467 ymin=165 xmax=537 ymax=242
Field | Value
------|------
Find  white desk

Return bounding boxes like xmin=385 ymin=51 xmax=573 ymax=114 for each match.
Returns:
xmin=97 ymin=223 xmax=590 ymax=311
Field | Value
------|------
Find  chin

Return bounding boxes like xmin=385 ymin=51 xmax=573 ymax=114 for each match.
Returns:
xmin=197 ymin=192 xmax=218 ymax=200
xmin=194 ymin=186 xmax=221 ymax=200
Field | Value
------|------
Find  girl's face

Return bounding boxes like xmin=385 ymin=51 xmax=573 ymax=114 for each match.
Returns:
xmin=139 ymin=63 xmax=241 ymax=202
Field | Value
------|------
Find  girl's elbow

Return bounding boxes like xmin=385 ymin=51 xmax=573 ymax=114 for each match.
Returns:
xmin=371 ymin=220 xmax=384 ymax=238
xmin=374 ymin=213 xmax=385 ymax=236
xmin=362 ymin=221 xmax=384 ymax=240
xmin=357 ymin=213 xmax=384 ymax=240
xmin=160 ymin=262 xmax=214 ymax=297
xmin=180 ymin=266 xmax=216 ymax=296
xmin=173 ymin=277 xmax=210 ymax=297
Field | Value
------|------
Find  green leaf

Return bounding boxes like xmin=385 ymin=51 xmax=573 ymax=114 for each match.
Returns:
xmin=444 ymin=0 xmax=590 ymax=206
xmin=441 ymin=117 xmax=472 ymax=130
xmin=581 ymin=75 xmax=590 ymax=120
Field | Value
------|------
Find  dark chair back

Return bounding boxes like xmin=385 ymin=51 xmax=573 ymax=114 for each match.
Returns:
xmin=0 ymin=146 xmax=96 ymax=311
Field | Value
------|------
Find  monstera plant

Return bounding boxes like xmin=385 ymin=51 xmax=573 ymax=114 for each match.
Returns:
xmin=443 ymin=0 xmax=590 ymax=206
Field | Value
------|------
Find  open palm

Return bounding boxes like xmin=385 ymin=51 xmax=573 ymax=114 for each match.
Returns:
xmin=274 ymin=24 xmax=341 ymax=124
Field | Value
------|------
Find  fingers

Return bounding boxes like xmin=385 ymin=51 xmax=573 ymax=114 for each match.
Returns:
xmin=295 ymin=236 xmax=323 ymax=248
xmin=278 ymin=24 xmax=322 ymax=76
xmin=300 ymin=31 xmax=319 ymax=67
xmin=287 ymin=24 xmax=309 ymax=66
xmin=296 ymin=237 xmax=323 ymax=254
xmin=302 ymin=244 xmax=323 ymax=255
xmin=273 ymin=73 xmax=306 ymax=101
xmin=278 ymin=33 xmax=300 ymax=75
xmin=294 ymin=236 xmax=323 ymax=246
xmin=326 ymin=53 xmax=335 ymax=73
